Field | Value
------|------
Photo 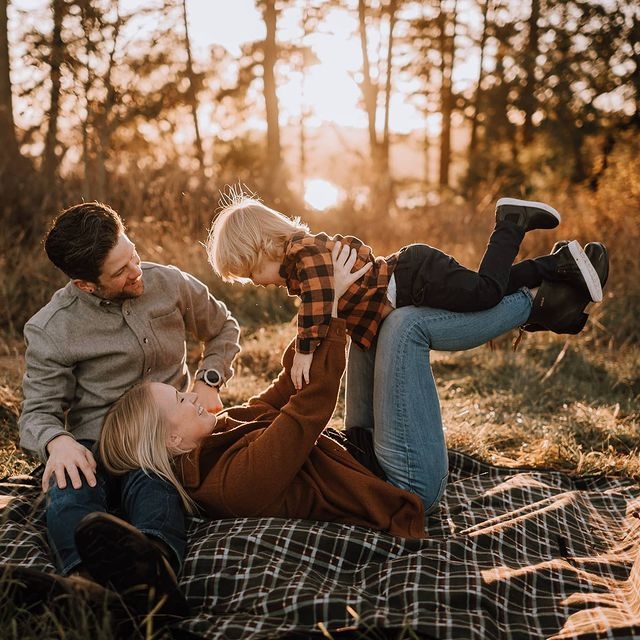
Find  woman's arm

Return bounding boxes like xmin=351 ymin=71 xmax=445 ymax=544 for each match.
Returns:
xmin=290 ymin=242 xmax=371 ymax=390
xmin=215 ymin=319 xmax=348 ymax=513
xmin=331 ymin=241 xmax=372 ymax=312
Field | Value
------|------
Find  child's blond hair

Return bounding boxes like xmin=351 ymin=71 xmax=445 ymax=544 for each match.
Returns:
xmin=206 ymin=193 xmax=309 ymax=282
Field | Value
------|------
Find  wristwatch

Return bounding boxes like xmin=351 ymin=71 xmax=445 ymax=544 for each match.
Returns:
xmin=195 ymin=369 xmax=223 ymax=389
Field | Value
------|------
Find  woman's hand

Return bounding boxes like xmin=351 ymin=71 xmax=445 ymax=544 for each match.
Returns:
xmin=331 ymin=242 xmax=372 ymax=316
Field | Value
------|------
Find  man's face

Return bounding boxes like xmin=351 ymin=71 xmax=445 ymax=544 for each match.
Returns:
xmin=94 ymin=234 xmax=144 ymax=301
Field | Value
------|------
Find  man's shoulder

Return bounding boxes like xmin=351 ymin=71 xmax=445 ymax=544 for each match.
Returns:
xmin=141 ymin=261 xmax=179 ymax=276
xmin=25 ymin=283 xmax=79 ymax=331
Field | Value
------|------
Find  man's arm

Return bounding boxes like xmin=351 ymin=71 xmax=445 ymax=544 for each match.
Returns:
xmin=178 ymin=268 xmax=240 ymax=378
xmin=174 ymin=267 xmax=241 ymax=411
xmin=18 ymin=325 xmax=97 ymax=492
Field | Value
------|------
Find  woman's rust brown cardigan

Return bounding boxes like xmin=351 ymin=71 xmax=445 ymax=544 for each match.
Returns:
xmin=176 ymin=318 xmax=426 ymax=538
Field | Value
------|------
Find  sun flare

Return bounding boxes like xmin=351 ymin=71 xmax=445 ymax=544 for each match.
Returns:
xmin=304 ymin=179 xmax=342 ymax=211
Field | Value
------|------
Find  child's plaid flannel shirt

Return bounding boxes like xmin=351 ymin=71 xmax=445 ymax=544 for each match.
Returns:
xmin=280 ymin=231 xmax=398 ymax=353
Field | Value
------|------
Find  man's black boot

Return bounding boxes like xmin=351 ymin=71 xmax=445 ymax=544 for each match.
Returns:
xmin=75 ymin=512 xmax=190 ymax=627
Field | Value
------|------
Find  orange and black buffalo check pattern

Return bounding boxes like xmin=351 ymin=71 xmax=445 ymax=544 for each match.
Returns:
xmin=280 ymin=231 xmax=398 ymax=353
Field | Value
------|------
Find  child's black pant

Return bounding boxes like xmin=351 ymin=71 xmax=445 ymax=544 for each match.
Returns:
xmin=393 ymin=220 xmax=558 ymax=312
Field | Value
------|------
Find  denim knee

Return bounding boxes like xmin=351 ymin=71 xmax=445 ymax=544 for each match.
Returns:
xmin=46 ymin=476 xmax=110 ymax=574
xmin=121 ymin=469 xmax=187 ymax=573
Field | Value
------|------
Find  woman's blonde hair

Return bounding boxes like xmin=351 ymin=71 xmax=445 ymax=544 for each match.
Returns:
xmin=206 ymin=192 xmax=309 ymax=282
xmin=99 ymin=383 xmax=197 ymax=513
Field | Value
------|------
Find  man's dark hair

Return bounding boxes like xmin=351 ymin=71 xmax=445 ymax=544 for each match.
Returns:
xmin=44 ymin=202 xmax=126 ymax=281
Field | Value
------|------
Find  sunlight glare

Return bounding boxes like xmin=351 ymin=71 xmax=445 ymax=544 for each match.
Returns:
xmin=304 ymin=179 xmax=342 ymax=211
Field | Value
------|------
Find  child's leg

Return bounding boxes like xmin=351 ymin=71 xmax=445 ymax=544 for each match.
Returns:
xmin=393 ymin=233 xmax=517 ymax=312
xmin=394 ymin=199 xmax=559 ymax=312
xmin=506 ymin=240 xmax=603 ymax=302
xmin=506 ymin=252 xmax=559 ymax=293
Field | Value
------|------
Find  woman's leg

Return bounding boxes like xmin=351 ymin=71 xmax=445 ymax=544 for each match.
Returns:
xmin=344 ymin=341 xmax=377 ymax=431
xmin=372 ymin=288 xmax=533 ymax=513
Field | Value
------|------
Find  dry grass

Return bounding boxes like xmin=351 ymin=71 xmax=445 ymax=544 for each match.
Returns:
xmin=0 ymin=138 xmax=639 ymax=638
xmin=2 ymin=322 xmax=639 ymax=482
xmin=436 ymin=335 xmax=640 ymax=478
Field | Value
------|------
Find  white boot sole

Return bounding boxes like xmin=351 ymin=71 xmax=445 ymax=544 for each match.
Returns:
xmin=496 ymin=197 xmax=561 ymax=225
xmin=567 ymin=239 xmax=603 ymax=302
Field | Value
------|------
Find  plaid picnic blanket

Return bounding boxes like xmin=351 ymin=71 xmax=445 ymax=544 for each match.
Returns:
xmin=1 ymin=450 xmax=639 ymax=639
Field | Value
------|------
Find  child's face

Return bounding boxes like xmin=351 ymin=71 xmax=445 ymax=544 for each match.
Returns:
xmin=249 ymin=256 xmax=285 ymax=287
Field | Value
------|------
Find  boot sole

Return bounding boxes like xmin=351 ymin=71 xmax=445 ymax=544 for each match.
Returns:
xmin=496 ymin=197 xmax=561 ymax=226
xmin=567 ymin=240 xmax=603 ymax=302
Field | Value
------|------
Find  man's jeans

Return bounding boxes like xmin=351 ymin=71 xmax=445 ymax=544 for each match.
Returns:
xmin=46 ymin=440 xmax=186 ymax=575
xmin=345 ymin=289 xmax=533 ymax=514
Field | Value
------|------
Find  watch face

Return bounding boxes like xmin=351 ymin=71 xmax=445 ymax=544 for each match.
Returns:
xmin=204 ymin=370 xmax=221 ymax=387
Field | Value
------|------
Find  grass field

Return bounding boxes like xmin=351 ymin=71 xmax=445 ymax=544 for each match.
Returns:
xmin=2 ymin=315 xmax=639 ymax=638
xmin=1 ymin=146 xmax=639 ymax=637
xmin=1 ymin=318 xmax=639 ymax=639
xmin=2 ymin=317 xmax=639 ymax=483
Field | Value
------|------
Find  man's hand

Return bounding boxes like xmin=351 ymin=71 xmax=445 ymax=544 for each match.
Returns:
xmin=331 ymin=242 xmax=372 ymax=308
xmin=42 ymin=434 xmax=97 ymax=492
xmin=291 ymin=351 xmax=314 ymax=390
xmin=192 ymin=380 xmax=223 ymax=413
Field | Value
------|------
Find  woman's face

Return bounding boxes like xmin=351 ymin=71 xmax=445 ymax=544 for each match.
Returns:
xmin=149 ymin=382 xmax=217 ymax=452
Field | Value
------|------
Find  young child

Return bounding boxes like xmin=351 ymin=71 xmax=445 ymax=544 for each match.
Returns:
xmin=206 ymin=193 xmax=603 ymax=389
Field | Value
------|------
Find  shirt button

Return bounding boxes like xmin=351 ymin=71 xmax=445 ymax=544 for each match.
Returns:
xmin=143 ymin=338 xmax=149 ymax=344
xmin=126 ymin=310 xmax=131 ymax=315
xmin=146 ymin=367 xmax=151 ymax=373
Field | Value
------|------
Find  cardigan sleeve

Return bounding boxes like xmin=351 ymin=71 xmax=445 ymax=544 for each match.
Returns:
xmin=214 ymin=319 xmax=347 ymax=514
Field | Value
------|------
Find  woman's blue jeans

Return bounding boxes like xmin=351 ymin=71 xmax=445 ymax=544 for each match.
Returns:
xmin=46 ymin=440 xmax=186 ymax=575
xmin=345 ymin=288 xmax=533 ymax=514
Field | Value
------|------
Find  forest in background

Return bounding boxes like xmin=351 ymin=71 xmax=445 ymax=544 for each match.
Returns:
xmin=0 ymin=0 xmax=639 ymax=343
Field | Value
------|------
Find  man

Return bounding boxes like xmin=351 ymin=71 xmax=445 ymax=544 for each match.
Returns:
xmin=18 ymin=201 xmax=240 ymax=620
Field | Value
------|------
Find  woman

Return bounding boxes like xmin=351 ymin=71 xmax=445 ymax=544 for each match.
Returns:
xmin=99 ymin=242 xmax=606 ymax=538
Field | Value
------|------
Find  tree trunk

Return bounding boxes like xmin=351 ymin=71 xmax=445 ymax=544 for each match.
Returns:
xmin=262 ymin=0 xmax=283 ymax=197
xmin=469 ymin=0 xmax=491 ymax=157
xmin=381 ymin=0 xmax=397 ymax=178
xmin=357 ymin=0 xmax=393 ymax=213
xmin=42 ymin=0 xmax=64 ymax=192
xmin=438 ymin=0 xmax=457 ymax=189
xmin=0 ymin=0 xmax=19 ymax=170
xmin=358 ymin=0 xmax=379 ymax=157
xmin=522 ymin=0 xmax=540 ymax=145
xmin=182 ymin=0 xmax=205 ymax=178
